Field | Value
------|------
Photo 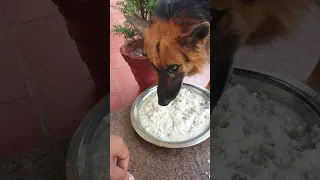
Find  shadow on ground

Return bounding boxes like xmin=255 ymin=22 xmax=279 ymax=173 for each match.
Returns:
xmin=0 ymin=139 xmax=70 ymax=180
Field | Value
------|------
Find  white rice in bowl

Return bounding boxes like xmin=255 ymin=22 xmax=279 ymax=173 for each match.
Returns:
xmin=212 ymin=83 xmax=320 ymax=180
xmin=139 ymin=86 xmax=210 ymax=142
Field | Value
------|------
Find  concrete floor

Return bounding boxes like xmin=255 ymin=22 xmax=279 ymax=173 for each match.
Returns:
xmin=0 ymin=139 xmax=70 ymax=180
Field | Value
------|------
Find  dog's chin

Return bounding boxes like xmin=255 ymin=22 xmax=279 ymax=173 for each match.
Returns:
xmin=157 ymin=87 xmax=183 ymax=106
xmin=157 ymin=92 xmax=180 ymax=106
xmin=157 ymin=95 xmax=177 ymax=106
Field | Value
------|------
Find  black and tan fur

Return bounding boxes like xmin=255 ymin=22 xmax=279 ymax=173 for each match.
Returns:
xmin=126 ymin=0 xmax=320 ymax=110
xmin=125 ymin=0 xmax=211 ymax=106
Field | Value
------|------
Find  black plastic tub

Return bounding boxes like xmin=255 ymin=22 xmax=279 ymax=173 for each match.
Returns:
xmin=66 ymin=96 xmax=110 ymax=180
xmin=65 ymin=67 xmax=320 ymax=180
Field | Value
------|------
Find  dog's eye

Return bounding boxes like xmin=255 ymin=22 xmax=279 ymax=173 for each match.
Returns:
xmin=171 ymin=65 xmax=179 ymax=70
xmin=167 ymin=64 xmax=180 ymax=74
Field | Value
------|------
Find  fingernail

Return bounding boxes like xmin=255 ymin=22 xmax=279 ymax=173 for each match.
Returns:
xmin=129 ymin=173 xmax=135 ymax=180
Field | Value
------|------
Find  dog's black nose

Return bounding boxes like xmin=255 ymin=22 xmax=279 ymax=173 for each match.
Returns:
xmin=158 ymin=98 xmax=171 ymax=106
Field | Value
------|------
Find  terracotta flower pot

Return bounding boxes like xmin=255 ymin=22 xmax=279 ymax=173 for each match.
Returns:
xmin=120 ymin=39 xmax=158 ymax=91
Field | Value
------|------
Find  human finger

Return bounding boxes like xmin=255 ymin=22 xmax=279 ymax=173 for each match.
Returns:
xmin=110 ymin=159 xmax=130 ymax=180
xmin=110 ymin=136 xmax=130 ymax=170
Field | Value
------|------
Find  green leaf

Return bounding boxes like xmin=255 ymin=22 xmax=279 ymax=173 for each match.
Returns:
xmin=110 ymin=0 xmax=159 ymax=40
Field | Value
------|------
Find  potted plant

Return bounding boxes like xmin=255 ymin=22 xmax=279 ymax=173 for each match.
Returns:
xmin=111 ymin=0 xmax=159 ymax=91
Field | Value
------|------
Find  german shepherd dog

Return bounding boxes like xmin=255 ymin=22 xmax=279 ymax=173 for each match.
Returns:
xmin=126 ymin=0 xmax=320 ymax=110
xmin=125 ymin=0 xmax=211 ymax=106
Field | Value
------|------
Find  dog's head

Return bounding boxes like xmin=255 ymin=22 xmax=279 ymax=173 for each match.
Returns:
xmin=125 ymin=16 xmax=210 ymax=106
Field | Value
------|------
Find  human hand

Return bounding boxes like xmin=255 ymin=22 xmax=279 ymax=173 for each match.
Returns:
xmin=110 ymin=135 xmax=134 ymax=180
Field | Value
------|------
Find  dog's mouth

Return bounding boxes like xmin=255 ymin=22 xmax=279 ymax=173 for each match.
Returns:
xmin=158 ymin=98 xmax=174 ymax=106
xmin=157 ymin=84 xmax=182 ymax=106
xmin=157 ymin=72 xmax=184 ymax=106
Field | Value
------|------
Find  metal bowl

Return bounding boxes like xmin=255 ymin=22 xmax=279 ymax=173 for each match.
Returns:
xmin=130 ymin=83 xmax=210 ymax=148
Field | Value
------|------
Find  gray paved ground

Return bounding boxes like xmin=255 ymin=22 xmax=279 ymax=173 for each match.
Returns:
xmin=0 ymin=139 xmax=70 ymax=180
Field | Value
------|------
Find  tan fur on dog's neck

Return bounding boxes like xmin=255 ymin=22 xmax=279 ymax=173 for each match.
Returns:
xmin=144 ymin=19 xmax=210 ymax=76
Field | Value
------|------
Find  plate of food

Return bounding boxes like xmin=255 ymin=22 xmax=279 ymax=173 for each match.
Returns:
xmin=131 ymin=83 xmax=211 ymax=148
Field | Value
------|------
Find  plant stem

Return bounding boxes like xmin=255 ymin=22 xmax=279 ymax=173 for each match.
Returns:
xmin=139 ymin=0 xmax=145 ymax=19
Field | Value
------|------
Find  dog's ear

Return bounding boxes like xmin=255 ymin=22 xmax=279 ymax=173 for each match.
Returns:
xmin=179 ymin=22 xmax=210 ymax=48
xmin=124 ymin=15 xmax=150 ymax=34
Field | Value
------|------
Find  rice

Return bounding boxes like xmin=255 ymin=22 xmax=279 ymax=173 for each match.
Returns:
xmin=139 ymin=86 xmax=210 ymax=142
xmin=212 ymin=84 xmax=320 ymax=180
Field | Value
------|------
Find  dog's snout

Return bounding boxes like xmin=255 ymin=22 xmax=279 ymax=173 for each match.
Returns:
xmin=158 ymin=94 xmax=171 ymax=106
xmin=158 ymin=98 xmax=171 ymax=106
